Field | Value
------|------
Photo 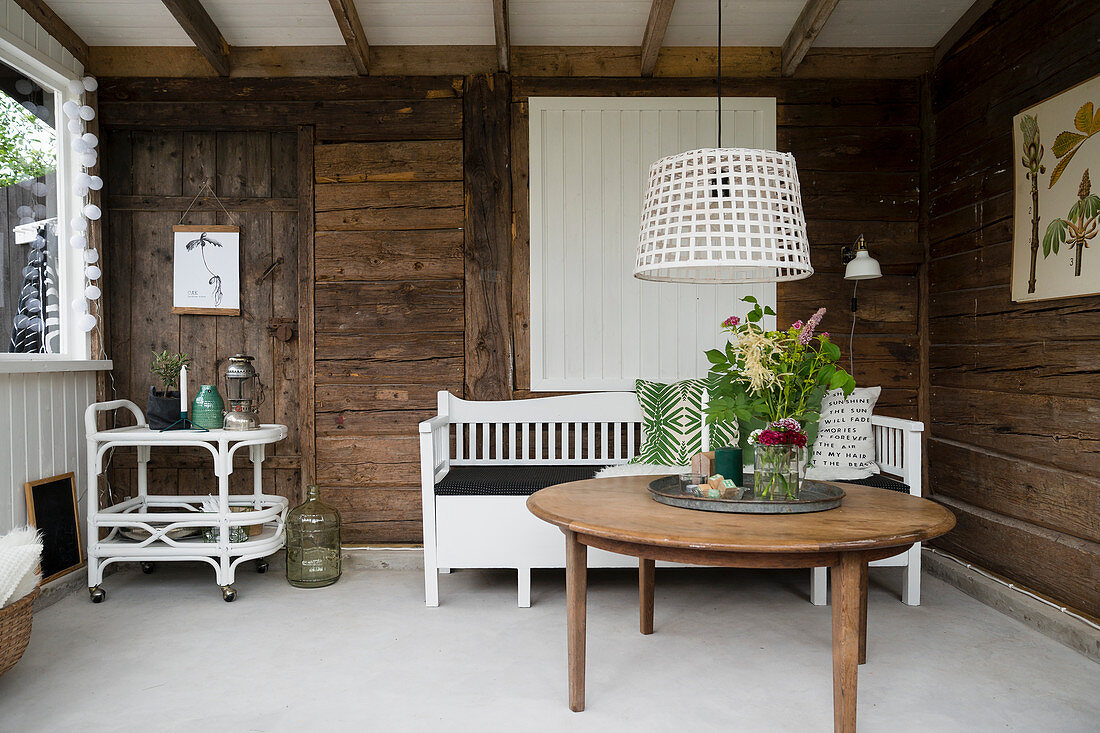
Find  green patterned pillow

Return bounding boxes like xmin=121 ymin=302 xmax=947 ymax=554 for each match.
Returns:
xmin=630 ymin=379 xmax=739 ymax=466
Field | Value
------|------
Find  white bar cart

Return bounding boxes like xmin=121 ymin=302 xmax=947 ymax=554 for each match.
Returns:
xmin=85 ymin=400 xmax=289 ymax=602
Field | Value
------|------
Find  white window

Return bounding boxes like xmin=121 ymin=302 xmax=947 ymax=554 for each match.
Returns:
xmin=0 ymin=36 xmax=92 ymax=361
xmin=528 ymin=97 xmax=778 ymax=391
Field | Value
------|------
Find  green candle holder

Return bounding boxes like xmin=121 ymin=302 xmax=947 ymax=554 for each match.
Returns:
xmin=714 ymin=446 xmax=743 ymax=486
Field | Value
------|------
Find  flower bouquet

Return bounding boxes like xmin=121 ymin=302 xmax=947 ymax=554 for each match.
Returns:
xmin=749 ymin=419 xmax=809 ymax=499
xmin=704 ymin=296 xmax=856 ymax=495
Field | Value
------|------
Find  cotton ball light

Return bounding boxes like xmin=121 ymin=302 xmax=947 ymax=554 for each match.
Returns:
xmin=36 ymin=105 xmax=51 ymax=121
xmin=70 ymin=217 xmax=87 ymax=233
xmin=88 ymin=176 xmax=103 ymax=191
xmin=20 ymin=100 xmax=35 ymax=113
xmin=84 ymin=284 xmax=101 ymax=300
xmin=16 ymin=205 xmax=32 ymax=217
xmin=74 ymin=183 xmax=89 ymax=198
xmin=69 ymin=233 xmax=87 ymax=250
xmin=79 ymin=313 xmax=97 ymax=332
xmin=79 ymin=105 xmax=95 ymax=121
xmin=18 ymin=216 xmax=33 ymax=226
xmin=83 ymin=204 xmax=102 ymax=220
xmin=67 ymin=79 xmax=85 ymax=96
xmin=82 ymin=133 xmax=99 ymax=148
xmin=32 ymin=182 xmax=48 ymax=197
xmin=83 ymin=249 xmax=100 ymax=264
xmin=71 ymin=137 xmax=89 ymax=153
xmin=32 ymin=203 xmax=47 ymax=217
xmin=67 ymin=119 xmax=82 ymax=135
xmin=83 ymin=76 xmax=98 ymax=92
xmin=14 ymin=79 xmax=33 ymax=95
xmin=80 ymin=151 xmax=97 ymax=168
xmin=62 ymin=100 xmax=79 ymax=119
xmin=85 ymin=265 xmax=102 ymax=280
xmin=72 ymin=297 xmax=88 ymax=314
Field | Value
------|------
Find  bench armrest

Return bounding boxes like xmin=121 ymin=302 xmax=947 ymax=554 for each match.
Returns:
xmin=85 ymin=399 xmax=146 ymax=437
xmin=419 ymin=415 xmax=450 ymax=434
xmin=871 ymin=414 xmax=924 ymax=432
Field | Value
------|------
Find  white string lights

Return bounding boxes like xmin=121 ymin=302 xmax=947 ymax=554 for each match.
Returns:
xmin=63 ymin=75 xmax=101 ymax=334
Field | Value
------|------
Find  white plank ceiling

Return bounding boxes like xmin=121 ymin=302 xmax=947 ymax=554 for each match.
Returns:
xmin=48 ymin=0 xmax=975 ymax=48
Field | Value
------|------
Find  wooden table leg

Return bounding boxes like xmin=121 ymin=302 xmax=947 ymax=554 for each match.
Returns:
xmin=832 ymin=553 xmax=865 ymax=733
xmin=566 ymin=530 xmax=587 ymax=712
xmin=639 ymin=558 xmax=655 ymax=635
xmin=858 ymin=561 xmax=868 ymax=665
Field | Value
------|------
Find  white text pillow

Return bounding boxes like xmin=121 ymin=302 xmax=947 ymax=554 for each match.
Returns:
xmin=806 ymin=386 xmax=881 ymax=481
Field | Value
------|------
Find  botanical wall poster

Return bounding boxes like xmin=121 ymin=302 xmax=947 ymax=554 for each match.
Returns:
xmin=172 ymin=225 xmax=241 ymax=315
xmin=1012 ymin=73 xmax=1100 ymax=302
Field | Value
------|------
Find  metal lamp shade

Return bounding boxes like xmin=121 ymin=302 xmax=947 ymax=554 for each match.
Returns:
xmin=634 ymin=148 xmax=813 ymax=284
xmin=844 ymin=250 xmax=882 ymax=280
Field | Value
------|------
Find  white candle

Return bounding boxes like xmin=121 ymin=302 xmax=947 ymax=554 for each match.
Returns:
xmin=180 ymin=364 xmax=188 ymax=414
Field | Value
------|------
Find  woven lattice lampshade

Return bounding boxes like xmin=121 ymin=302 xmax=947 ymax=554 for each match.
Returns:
xmin=634 ymin=148 xmax=813 ymax=283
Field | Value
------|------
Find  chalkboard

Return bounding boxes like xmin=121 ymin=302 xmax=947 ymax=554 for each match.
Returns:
xmin=25 ymin=472 xmax=83 ymax=582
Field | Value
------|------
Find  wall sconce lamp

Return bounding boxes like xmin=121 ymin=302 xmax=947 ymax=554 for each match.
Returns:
xmin=842 ymin=234 xmax=882 ymax=281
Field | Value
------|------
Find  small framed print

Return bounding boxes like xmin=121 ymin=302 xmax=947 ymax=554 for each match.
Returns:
xmin=172 ymin=225 xmax=241 ymax=315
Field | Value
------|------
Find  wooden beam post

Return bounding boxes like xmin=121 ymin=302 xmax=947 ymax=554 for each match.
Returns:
xmin=160 ymin=0 xmax=231 ymax=76
xmin=11 ymin=0 xmax=89 ymax=68
xmin=327 ymin=0 xmax=371 ymax=75
xmin=933 ymin=0 xmax=999 ymax=65
xmin=297 ymin=125 xmax=317 ymax=500
xmin=781 ymin=0 xmax=840 ymax=77
xmin=463 ymin=73 xmax=513 ymax=400
xmin=493 ymin=0 xmax=510 ymax=73
xmin=639 ymin=0 xmax=676 ymax=77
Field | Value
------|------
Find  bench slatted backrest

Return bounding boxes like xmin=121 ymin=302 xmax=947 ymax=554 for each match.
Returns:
xmin=443 ymin=391 xmax=643 ymax=466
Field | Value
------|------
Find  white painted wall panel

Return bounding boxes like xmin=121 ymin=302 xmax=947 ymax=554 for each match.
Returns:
xmin=0 ymin=370 xmax=97 ymax=536
xmin=529 ymin=97 xmax=777 ymax=392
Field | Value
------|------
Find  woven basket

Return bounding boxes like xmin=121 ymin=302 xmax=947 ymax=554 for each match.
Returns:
xmin=0 ymin=588 xmax=39 ymax=678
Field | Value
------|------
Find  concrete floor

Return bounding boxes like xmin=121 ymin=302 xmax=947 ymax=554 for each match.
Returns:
xmin=1 ymin=564 xmax=1097 ymax=732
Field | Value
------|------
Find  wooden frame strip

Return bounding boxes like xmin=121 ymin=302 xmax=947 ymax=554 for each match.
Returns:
xmin=297 ymin=125 xmax=317 ymax=497
xmin=781 ymin=0 xmax=841 ymax=77
xmin=639 ymin=0 xmax=676 ymax=77
xmin=493 ymin=0 xmax=510 ymax=73
xmin=327 ymin=0 xmax=371 ymax=75
xmin=160 ymin=0 xmax=231 ymax=76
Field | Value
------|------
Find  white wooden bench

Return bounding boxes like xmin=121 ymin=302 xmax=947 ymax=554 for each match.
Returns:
xmin=419 ymin=390 xmax=924 ymax=608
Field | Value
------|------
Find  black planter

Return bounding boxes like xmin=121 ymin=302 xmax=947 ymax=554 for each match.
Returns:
xmin=147 ymin=386 xmax=183 ymax=430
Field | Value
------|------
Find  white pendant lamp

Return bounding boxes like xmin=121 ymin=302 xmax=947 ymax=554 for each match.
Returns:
xmin=633 ymin=1 xmax=812 ymax=285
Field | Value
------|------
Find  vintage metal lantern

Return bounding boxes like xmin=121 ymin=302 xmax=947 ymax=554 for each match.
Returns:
xmin=222 ymin=354 xmax=263 ymax=431
xmin=285 ymin=485 xmax=342 ymax=588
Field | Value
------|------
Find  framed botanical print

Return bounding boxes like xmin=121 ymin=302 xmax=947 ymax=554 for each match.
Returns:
xmin=172 ymin=224 xmax=241 ymax=315
xmin=1012 ymin=73 xmax=1100 ymax=302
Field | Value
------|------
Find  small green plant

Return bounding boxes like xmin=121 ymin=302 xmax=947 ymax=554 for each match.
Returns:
xmin=150 ymin=350 xmax=191 ymax=395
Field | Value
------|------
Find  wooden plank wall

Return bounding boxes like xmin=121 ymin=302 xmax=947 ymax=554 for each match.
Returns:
xmin=99 ymin=128 xmax=301 ymax=503
xmin=510 ymin=78 xmax=923 ymax=416
xmin=98 ymin=73 xmax=922 ymax=545
xmin=927 ymin=0 xmax=1100 ymax=616
xmin=311 ymin=89 xmax=465 ymax=544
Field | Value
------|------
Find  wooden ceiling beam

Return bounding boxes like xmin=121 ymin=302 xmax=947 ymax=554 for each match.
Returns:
xmin=327 ymin=0 xmax=371 ymax=75
xmin=781 ymin=0 xmax=840 ymax=77
xmin=493 ymin=0 xmax=510 ymax=73
xmin=11 ymin=0 xmax=89 ymax=68
xmin=160 ymin=0 xmax=230 ymax=76
xmin=639 ymin=0 xmax=676 ymax=77
xmin=933 ymin=0 xmax=999 ymax=66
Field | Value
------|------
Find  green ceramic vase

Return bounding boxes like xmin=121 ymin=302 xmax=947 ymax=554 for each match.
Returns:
xmin=191 ymin=384 xmax=225 ymax=430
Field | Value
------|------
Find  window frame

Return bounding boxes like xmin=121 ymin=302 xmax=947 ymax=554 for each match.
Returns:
xmin=0 ymin=32 xmax=87 ymax=362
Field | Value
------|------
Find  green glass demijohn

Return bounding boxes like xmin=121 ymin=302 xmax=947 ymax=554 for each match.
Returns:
xmin=190 ymin=384 xmax=225 ymax=430
xmin=285 ymin=485 xmax=341 ymax=588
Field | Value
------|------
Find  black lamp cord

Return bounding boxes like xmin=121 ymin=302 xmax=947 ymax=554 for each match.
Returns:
xmin=849 ymin=280 xmax=859 ymax=375
xmin=717 ymin=0 xmax=722 ymax=146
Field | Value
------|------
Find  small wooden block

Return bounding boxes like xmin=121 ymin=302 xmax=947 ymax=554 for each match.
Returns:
xmin=691 ymin=451 xmax=715 ymax=476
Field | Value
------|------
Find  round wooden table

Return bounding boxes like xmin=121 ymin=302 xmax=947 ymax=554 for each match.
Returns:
xmin=526 ymin=476 xmax=955 ymax=733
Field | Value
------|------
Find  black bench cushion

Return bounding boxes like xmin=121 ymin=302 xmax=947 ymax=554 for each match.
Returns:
xmin=436 ymin=465 xmax=606 ymax=496
xmin=837 ymin=474 xmax=910 ymax=493
xmin=435 ymin=466 xmax=910 ymax=497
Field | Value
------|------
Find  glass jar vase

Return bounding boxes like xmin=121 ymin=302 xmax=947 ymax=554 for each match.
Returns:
xmin=285 ymin=485 xmax=341 ymax=588
xmin=753 ymin=445 xmax=806 ymax=500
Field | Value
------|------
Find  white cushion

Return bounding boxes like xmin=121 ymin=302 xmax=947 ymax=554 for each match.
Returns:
xmin=806 ymin=386 xmax=881 ymax=480
xmin=594 ymin=463 xmax=686 ymax=479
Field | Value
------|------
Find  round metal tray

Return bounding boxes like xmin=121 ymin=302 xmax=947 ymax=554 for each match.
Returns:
xmin=648 ymin=475 xmax=845 ymax=514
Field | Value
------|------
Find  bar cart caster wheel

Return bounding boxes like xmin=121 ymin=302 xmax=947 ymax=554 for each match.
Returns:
xmin=255 ymin=560 xmax=268 ymax=574
xmin=222 ymin=586 xmax=237 ymax=602
xmin=141 ymin=562 xmax=155 ymax=574
xmin=89 ymin=587 xmax=106 ymax=603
